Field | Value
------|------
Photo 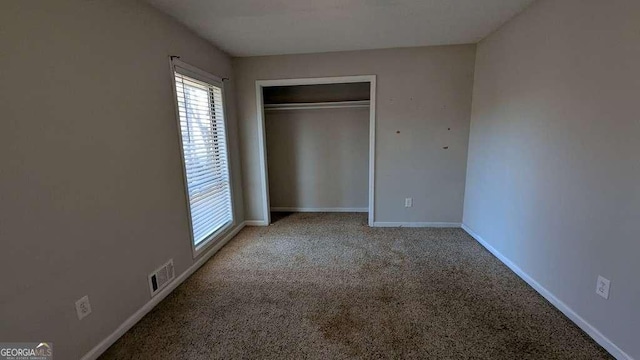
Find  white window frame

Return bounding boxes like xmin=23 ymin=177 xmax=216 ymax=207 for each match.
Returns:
xmin=169 ymin=58 xmax=235 ymax=258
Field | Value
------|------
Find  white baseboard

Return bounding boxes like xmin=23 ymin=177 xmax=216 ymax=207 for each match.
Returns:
xmin=244 ymin=219 xmax=269 ymax=226
xmin=461 ymin=224 xmax=633 ymax=360
xmin=373 ymin=221 xmax=461 ymax=228
xmin=80 ymin=221 xmax=246 ymax=360
xmin=270 ymin=207 xmax=368 ymax=213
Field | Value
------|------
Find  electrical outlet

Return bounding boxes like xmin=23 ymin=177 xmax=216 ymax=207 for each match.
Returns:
xmin=596 ymin=276 xmax=611 ymax=299
xmin=405 ymin=198 xmax=413 ymax=207
xmin=75 ymin=295 xmax=92 ymax=320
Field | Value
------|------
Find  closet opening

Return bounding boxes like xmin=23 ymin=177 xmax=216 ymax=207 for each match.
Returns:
xmin=255 ymin=76 xmax=376 ymax=226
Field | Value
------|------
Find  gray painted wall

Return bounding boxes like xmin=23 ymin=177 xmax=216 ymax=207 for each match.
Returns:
xmin=0 ymin=1 xmax=244 ymax=359
xmin=266 ymin=108 xmax=369 ymax=210
xmin=234 ymin=45 xmax=476 ymax=223
xmin=463 ymin=0 xmax=640 ymax=358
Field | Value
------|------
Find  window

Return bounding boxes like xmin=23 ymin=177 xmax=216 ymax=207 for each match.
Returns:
xmin=172 ymin=60 xmax=233 ymax=254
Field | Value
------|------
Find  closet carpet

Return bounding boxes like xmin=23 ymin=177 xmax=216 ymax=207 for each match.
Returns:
xmin=100 ymin=213 xmax=611 ymax=359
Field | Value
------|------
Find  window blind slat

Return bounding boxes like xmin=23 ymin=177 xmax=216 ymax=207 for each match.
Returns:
xmin=193 ymin=212 xmax=232 ymax=236
xmin=184 ymin=163 xmax=229 ymax=175
xmin=191 ymin=199 xmax=232 ymax=224
xmin=188 ymin=181 xmax=229 ymax=199
xmin=182 ymin=145 xmax=228 ymax=153
xmin=190 ymin=193 xmax=231 ymax=216
xmin=174 ymin=71 xmax=233 ymax=248
xmin=177 ymin=102 xmax=225 ymax=112
xmin=192 ymin=211 xmax=232 ymax=237
xmin=185 ymin=175 xmax=229 ymax=189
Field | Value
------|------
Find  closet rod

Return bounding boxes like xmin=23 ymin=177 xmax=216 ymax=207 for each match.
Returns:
xmin=264 ymin=100 xmax=370 ymax=111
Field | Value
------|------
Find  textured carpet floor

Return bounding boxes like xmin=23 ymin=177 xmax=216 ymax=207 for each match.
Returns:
xmin=100 ymin=213 xmax=612 ymax=359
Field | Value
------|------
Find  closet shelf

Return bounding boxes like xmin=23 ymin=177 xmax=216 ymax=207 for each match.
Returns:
xmin=264 ymin=100 xmax=370 ymax=111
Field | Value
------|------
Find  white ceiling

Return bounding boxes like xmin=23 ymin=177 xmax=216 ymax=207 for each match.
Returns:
xmin=146 ymin=0 xmax=535 ymax=57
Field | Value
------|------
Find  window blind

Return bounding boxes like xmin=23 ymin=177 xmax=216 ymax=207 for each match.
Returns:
xmin=174 ymin=70 xmax=232 ymax=248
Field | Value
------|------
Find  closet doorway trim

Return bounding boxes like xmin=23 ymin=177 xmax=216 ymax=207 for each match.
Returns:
xmin=255 ymin=75 xmax=377 ymax=226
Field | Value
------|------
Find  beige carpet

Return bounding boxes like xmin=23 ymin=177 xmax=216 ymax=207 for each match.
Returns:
xmin=100 ymin=213 xmax=612 ymax=359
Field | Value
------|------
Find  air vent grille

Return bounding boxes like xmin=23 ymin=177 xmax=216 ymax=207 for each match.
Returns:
xmin=148 ymin=259 xmax=175 ymax=297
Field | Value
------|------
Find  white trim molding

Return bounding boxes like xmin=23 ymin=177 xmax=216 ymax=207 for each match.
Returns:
xmin=271 ymin=207 xmax=368 ymax=213
xmin=367 ymin=76 xmax=376 ymax=227
xmin=244 ymin=220 xmax=269 ymax=226
xmin=461 ymin=224 xmax=633 ymax=360
xmin=373 ymin=222 xmax=461 ymax=228
xmin=255 ymin=75 xmax=377 ymax=227
xmin=80 ymin=222 xmax=247 ymax=360
xmin=255 ymin=83 xmax=272 ymax=227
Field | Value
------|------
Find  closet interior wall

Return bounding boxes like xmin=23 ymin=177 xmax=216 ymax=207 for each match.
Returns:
xmin=264 ymin=83 xmax=370 ymax=212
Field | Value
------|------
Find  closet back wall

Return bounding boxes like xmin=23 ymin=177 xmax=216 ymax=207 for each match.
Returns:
xmin=266 ymin=107 xmax=369 ymax=211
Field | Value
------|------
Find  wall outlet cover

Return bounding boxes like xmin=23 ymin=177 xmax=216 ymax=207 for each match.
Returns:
xmin=405 ymin=198 xmax=413 ymax=207
xmin=596 ymin=276 xmax=611 ymax=299
xmin=75 ymin=295 xmax=92 ymax=320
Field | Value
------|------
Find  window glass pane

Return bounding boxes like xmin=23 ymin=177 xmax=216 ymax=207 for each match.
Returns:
xmin=174 ymin=72 xmax=232 ymax=247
